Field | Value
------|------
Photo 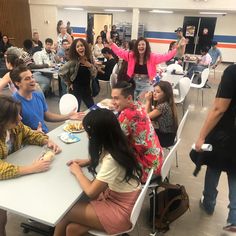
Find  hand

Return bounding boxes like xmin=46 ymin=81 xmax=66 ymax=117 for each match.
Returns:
xmin=212 ymin=64 xmax=217 ymax=69
xmin=68 ymin=108 xmax=85 ymax=120
xmin=36 ymin=122 xmax=44 ymax=133
xmin=47 ymin=140 xmax=61 ymax=154
xmin=69 ymin=162 xmax=83 ymax=176
xmin=30 ymin=159 xmax=51 ymax=173
xmin=195 ymin=137 xmax=205 ymax=152
xmin=145 ymin=91 xmax=153 ymax=101
xmin=69 ymin=84 xmax=73 ymax=91
xmin=80 ymin=57 xmax=92 ymax=68
xmin=67 ymin=159 xmax=90 ymax=167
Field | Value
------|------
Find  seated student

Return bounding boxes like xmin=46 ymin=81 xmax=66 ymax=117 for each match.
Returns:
xmin=186 ymin=47 xmax=212 ymax=80
xmin=145 ymin=81 xmax=178 ymax=147
xmin=11 ymin=65 xmax=83 ymax=133
xmin=0 ymin=95 xmax=61 ymax=236
xmin=56 ymin=39 xmax=70 ymax=63
xmin=96 ymin=47 xmax=116 ymax=81
xmin=111 ymin=81 xmax=163 ymax=182
xmin=54 ymin=109 xmax=142 ymax=236
xmin=208 ymin=41 xmax=222 ymax=69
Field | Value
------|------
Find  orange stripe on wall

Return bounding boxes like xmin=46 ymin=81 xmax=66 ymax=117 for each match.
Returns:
xmin=217 ymin=43 xmax=236 ymax=49
xmin=147 ymin=38 xmax=175 ymax=44
xmin=72 ymin=33 xmax=86 ymax=38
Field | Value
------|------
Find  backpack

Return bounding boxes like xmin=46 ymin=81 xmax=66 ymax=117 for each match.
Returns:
xmin=149 ymin=182 xmax=190 ymax=233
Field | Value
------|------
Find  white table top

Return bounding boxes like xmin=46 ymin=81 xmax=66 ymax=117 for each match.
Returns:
xmin=32 ymin=68 xmax=58 ymax=74
xmin=0 ymin=124 xmax=91 ymax=226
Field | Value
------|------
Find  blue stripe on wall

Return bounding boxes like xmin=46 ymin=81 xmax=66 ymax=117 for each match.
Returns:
xmin=144 ymin=31 xmax=177 ymax=40
xmin=71 ymin=27 xmax=86 ymax=33
xmin=213 ymin=35 xmax=236 ymax=44
xmin=145 ymin=31 xmax=236 ymax=44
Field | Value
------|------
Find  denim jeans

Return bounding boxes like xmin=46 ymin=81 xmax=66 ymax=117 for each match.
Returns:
xmin=187 ymin=64 xmax=207 ymax=80
xmin=33 ymin=72 xmax=51 ymax=92
xmin=203 ymin=166 xmax=236 ymax=224
xmin=133 ymin=76 xmax=153 ymax=100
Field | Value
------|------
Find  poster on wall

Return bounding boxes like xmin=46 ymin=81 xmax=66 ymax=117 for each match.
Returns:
xmin=186 ymin=26 xmax=195 ymax=37
xmin=203 ymin=28 xmax=209 ymax=35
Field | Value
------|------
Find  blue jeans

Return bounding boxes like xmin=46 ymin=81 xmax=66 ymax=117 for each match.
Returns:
xmin=133 ymin=77 xmax=153 ymax=100
xmin=187 ymin=64 xmax=207 ymax=80
xmin=203 ymin=166 xmax=236 ymax=224
xmin=33 ymin=72 xmax=51 ymax=92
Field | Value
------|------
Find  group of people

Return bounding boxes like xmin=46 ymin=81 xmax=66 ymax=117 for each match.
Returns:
xmin=1 ymin=21 xmax=235 ymax=235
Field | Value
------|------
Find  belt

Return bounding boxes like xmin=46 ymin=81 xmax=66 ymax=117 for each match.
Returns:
xmin=133 ymin=74 xmax=149 ymax=80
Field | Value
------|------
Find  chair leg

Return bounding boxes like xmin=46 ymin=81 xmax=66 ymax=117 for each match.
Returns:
xmin=175 ymin=150 xmax=178 ymax=167
xmin=152 ymin=188 xmax=156 ymax=235
xmin=202 ymin=89 xmax=203 ymax=107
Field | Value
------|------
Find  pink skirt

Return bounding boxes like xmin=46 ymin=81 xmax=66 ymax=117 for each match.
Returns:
xmin=90 ymin=188 xmax=141 ymax=234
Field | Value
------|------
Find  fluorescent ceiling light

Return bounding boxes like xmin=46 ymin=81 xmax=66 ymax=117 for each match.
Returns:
xmin=104 ymin=9 xmax=126 ymax=12
xmin=149 ymin=10 xmax=173 ymax=14
xmin=64 ymin=7 xmax=84 ymax=11
xmin=199 ymin=11 xmax=227 ymax=15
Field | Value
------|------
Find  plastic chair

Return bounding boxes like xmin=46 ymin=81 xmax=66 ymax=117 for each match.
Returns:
xmin=89 ymin=168 xmax=154 ymax=236
xmin=166 ymin=64 xmax=183 ymax=74
xmin=110 ymin=73 xmax=117 ymax=89
xmin=174 ymin=77 xmax=191 ymax=116
xmin=190 ymin=68 xmax=210 ymax=107
xmin=112 ymin=63 xmax=119 ymax=74
xmin=149 ymin=139 xmax=181 ymax=235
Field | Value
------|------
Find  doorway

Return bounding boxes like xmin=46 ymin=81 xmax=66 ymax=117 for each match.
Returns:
xmin=183 ymin=16 xmax=217 ymax=54
xmin=87 ymin=13 xmax=112 ymax=44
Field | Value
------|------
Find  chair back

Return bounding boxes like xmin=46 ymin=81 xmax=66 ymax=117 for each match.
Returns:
xmin=200 ymin=68 xmax=210 ymax=87
xmin=161 ymin=139 xmax=181 ymax=180
xmin=176 ymin=109 xmax=189 ymax=140
xmin=177 ymin=77 xmax=191 ymax=102
xmin=112 ymin=63 xmax=119 ymax=74
xmin=166 ymin=64 xmax=183 ymax=74
xmin=130 ymin=169 xmax=154 ymax=228
xmin=110 ymin=73 xmax=117 ymax=89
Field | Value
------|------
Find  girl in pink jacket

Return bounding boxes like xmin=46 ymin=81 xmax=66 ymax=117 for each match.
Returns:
xmin=109 ymin=37 xmax=178 ymax=99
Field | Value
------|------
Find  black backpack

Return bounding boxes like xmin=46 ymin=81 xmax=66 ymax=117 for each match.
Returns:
xmin=149 ymin=183 xmax=190 ymax=233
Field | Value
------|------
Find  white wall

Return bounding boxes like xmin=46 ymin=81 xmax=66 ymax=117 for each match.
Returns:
xmin=30 ymin=5 xmax=58 ymax=44
xmin=58 ymin=9 xmax=87 ymax=28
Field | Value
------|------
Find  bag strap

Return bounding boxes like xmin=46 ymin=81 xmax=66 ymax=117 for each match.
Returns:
xmin=158 ymin=191 xmax=189 ymax=224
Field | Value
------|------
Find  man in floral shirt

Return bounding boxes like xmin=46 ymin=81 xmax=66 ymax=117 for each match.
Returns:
xmin=111 ymin=81 xmax=163 ymax=182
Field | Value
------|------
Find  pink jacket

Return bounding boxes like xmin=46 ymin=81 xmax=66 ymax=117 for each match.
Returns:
xmin=111 ymin=43 xmax=177 ymax=80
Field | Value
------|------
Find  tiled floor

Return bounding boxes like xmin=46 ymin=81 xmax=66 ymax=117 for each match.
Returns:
xmin=5 ymin=64 xmax=236 ymax=236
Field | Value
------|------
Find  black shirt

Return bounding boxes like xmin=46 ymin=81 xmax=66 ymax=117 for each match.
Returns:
xmin=134 ymin=63 xmax=148 ymax=75
xmin=97 ymin=58 xmax=116 ymax=81
xmin=74 ymin=64 xmax=91 ymax=87
xmin=215 ymin=64 xmax=236 ymax=131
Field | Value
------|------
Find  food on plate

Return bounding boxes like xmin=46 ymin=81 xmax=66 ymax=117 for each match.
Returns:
xmin=41 ymin=150 xmax=55 ymax=161
xmin=98 ymin=99 xmax=115 ymax=110
xmin=64 ymin=121 xmax=84 ymax=132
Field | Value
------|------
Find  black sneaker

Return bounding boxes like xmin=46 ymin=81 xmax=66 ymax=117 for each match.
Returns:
xmin=223 ymin=223 xmax=236 ymax=232
xmin=199 ymin=196 xmax=214 ymax=215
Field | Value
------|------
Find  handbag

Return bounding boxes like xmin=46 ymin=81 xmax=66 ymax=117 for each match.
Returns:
xmin=91 ymin=77 xmax=100 ymax=97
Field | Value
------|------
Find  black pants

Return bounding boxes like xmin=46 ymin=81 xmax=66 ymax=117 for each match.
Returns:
xmin=71 ymin=85 xmax=94 ymax=111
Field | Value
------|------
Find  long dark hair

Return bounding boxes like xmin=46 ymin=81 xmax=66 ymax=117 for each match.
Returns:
xmin=0 ymin=95 xmax=21 ymax=136
xmin=133 ymin=37 xmax=151 ymax=64
xmin=83 ymin=109 xmax=142 ymax=183
xmin=154 ymin=81 xmax=178 ymax=131
xmin=69 ymin=38 xmax=92 ymax=61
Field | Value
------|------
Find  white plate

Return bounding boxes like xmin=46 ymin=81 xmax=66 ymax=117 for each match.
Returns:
xmin=59 ymin=94 xmax=78 ymax=115
xmin=59 ymin=133 xmax=81 ymax=144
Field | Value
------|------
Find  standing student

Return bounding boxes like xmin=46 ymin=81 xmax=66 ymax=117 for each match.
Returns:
xmin=174 ymin=27 xmax=186 ymax=64
xmin=0 ymin=95 xmax=61 ymax=236
xmin=145 ymin=81 xmax=178 ymax=147
xmin=107 ymin=33 xmax=180 ymax=99
xmin=195 ymin=64 xmax=236 ymax=233
xmin=59 ymin=38 xmax=97 ymax=111
xmin=54 ymin=109 xmax=142 ymax=236
xmin=93 ymin=35 xmax=104 ymax=61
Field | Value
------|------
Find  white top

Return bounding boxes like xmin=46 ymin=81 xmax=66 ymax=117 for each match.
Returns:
xmin=96 ymin=154 xmax=140 ymax=192
xmin=33 ymin=48 xmax=56 ymax=66
xmin=93 ymin=44 xmax=104 ymax=59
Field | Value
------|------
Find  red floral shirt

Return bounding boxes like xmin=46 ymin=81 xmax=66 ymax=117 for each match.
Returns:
xmin=118 ymin=102 xmax=163 ymax=182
